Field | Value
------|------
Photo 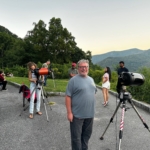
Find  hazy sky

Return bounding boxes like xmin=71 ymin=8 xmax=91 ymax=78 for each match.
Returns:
xmin=1 ymin=0 xmax=150 ymax=55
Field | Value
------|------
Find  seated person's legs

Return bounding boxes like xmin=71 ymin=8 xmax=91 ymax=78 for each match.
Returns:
xmin=2 ymin=80 xmax=7 ymax=90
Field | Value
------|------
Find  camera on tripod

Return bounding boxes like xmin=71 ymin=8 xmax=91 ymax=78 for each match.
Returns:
xmin=119 ymin=72 xmax=145 ymax=86
xmin=100 ymin=71 xmax=150 ymax=147
xmin=31 ymin=68 xmax=52 ymax=83
xmin=118 ymin=72 xmax=145 ymax=100
xmin=33 ymin=68 xmax=51 ymax=76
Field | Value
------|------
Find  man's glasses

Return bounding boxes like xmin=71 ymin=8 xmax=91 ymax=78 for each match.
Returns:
xmin=78 ymin=66 xmax=88 ymax=69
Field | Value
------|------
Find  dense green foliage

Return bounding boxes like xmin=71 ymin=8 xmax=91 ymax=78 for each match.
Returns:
xmin=128 ymin=67 xmax=150 ymax=104
xmin=3 ymin=62 xmax=102 ymax=80
xmin=0 ymin=18 xmax=91 ymax=68
xmin=6 ymin=77 xmax=68 ymax=92
xmin=3 ymin=64 xmax=150 ymax=104
xmin=6 ymin=66 xmax=149 ymax=104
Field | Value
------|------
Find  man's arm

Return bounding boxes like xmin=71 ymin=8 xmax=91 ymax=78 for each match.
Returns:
xmin=42 ymin=64 xmax=45 ymax=68
xmin=68 ymin=69 xmax=74 ymax=77
xmin=70 ymin=73 xmax=76 ymax=77
xmin=65 ymin=95 xmax=73 ymax=122
xmin=69 ymin=69 xmax=78 ymax=77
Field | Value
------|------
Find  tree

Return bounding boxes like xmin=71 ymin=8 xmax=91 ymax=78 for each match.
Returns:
xmin=48 ymin=17 xmax=77 ymax=63
xmin=5 ymin=39 xmax=26 ymax=67
xmin=85 ymin=50 xmax=92 ymax=64
xmin=25 ymin=20 xmax=49 ymax=63
xmin=70 ymin=47 xmax=86 ymax=63
xmin=1 ymin=17 xmax=93 ymax=67
xmin=0 ymin=25 xmax=18 ymax=38
xmin=0 ymin=32 xmax=15 ymax=68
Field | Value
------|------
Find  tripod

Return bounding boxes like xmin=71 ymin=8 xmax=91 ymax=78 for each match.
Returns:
xmin=20 ymin=80 xmax=52 ymax=122
xmin=100 ymin=88 xmax=150 ymax=150
xmin=51 ymin=71 xmax=56 ymax=88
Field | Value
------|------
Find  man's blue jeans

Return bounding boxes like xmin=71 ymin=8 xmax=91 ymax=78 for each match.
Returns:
xmin=70 ymin=116 xmax=93 ymax=150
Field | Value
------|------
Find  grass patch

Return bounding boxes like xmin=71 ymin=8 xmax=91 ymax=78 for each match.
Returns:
xmin=48 ymin=102 xmax=55 ymax=105
xmin=6 ymin=77 xmax=69 ymax=92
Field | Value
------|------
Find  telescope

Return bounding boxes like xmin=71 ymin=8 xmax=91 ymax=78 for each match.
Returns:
xmin=100 ymin=71 xmax=150 ymax=150
xmin=119 ymin=72 xmax=145 ymax=86
xmin=33 ymin=68 xmax=51 ymax=76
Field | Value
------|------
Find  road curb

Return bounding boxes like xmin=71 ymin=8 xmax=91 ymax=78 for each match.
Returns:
xmin=96 ymin=85 xmax=150 ymax=113
xmin=8 ymin=81 xmax=65 ymax=96
xmin=7 ymin=81 xmax=150 ymax=113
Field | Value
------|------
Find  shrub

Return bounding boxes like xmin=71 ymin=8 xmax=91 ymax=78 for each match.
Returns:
xmin=128 ymin=67 xmax=150 ymax=104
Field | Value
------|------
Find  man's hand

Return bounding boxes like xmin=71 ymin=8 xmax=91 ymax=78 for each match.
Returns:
xmin=67 ymin=112 xmax=73 ymax=122
xmin=65 ymin=96 xmax=73 ymax=122
xmin=70 ymin=73 xmax=76 ymax=77
xmin=33 ymin=79 xmax=37 ymax=83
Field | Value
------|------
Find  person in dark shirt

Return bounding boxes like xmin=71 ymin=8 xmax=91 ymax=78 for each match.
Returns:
xmin=0 ymin=70 xmax=8 ymax=91
xmin=117 ymin=61 xmax=129 ymax=75
xmin=116 ymin=61 xmax=129 ymax=94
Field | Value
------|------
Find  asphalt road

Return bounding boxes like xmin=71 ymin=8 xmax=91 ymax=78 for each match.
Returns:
xmin=0 ymin=84 xmax=150 ymax=150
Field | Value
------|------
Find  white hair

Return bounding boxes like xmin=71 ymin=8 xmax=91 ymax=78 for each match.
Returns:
xmin=77 ymin=59 xmax=89 ymax=67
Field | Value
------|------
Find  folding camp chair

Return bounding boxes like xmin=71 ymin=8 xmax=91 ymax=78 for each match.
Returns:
xmin=19 ymin=84 xmax=37 ymax=115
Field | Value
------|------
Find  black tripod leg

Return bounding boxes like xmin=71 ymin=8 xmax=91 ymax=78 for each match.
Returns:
xmin=51 ymin=72 xmax=55 ymax=88
xmin=23 ymin=105 xmax=29 ymax=111
xmin=42 ymin=86 xmax=47 ymax=98
xmin=23 ymin=97 xmax=25 ymax=107
xmin=128 ymin=99 xmax=150 ymax=132
xmin=19 ymin=103 xmax=29 ymax=116
xmin=42 ymin=86 xmax=52 ymax=110
xmin=100 ymin=101 xmax=122 ymax=140
xmin=20 ymin=94 xmax=30 ymax=116
xmin=41 ymin=87 xmax=49 ymax=122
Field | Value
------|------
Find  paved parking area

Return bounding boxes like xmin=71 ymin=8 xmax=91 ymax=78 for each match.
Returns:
xmin=0 ymin=84 xmax=150 ymax=150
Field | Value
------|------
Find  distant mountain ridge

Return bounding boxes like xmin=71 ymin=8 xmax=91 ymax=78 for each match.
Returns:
xmin=0 ymin=25 xmax=18 ymax=38
xmin=92 ymin=48 xmax=144 ymax=64
xmin=92 ymin=48 xmax=150 ymax=72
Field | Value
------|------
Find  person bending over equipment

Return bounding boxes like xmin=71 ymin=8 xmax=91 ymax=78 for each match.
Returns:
xmin=27 ymin=62 xmax=44 ymax=119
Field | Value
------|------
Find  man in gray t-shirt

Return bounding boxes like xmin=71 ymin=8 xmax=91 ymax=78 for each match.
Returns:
xmin=65 ymin=59 xmax=97 ymax=150
xmin=42 ymin=60 xmax=50 ymax=86
xmin=68 ymin=62 xmax=78 ymax=78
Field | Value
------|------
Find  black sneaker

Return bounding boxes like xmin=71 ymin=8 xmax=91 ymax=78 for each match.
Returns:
xmin=2 ymin=88 xmax=8 ymax=91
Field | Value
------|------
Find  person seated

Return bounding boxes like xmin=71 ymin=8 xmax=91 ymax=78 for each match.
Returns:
xmin=10 ymin=73 xmax=13 ymax=77
xmin=7 ymin=73 xmax=10 ymax=77
xmin=0 ymin=70 xmax=8 ymax=91
xmin=6 ymin=72 xmax=13 ymax=77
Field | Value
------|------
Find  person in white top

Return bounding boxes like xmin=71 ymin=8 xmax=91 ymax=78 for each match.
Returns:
xmin=102 ymin=67 xmax=111 ymax=107
xmin=27 ymin=62 xmax=44 ymax=119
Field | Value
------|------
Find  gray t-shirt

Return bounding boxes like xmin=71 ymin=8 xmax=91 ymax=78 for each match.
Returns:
xmin=66 ymin=74 xmax=97 ymax=119
xmin=42 ymin=63 xmax=48 ymax=68
xmin=68 ymin=68 xmax=78 ymax=77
